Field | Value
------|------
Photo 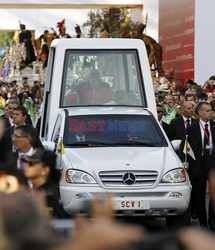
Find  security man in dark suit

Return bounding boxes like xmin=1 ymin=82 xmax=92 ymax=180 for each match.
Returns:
xmin=156 ymin=104 xmax=170 ymax=136
xmin=168 ymin=101 xmax=196 ymax=141
xmin=169 ymin=101 xmax=197 ymax=219
xmin=3 ymin=106 xmax=43 ymax=156
xmin=2 ymin=99 xmax=32 ymax=129
xmin=180 ymin=102 xmax=215 ymax=228
xmin=9 ymin=125 xmax=36 ymax=170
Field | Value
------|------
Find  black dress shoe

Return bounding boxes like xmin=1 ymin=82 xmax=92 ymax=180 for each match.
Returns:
xmin=208 ymin=219 xmax=215 ymax=231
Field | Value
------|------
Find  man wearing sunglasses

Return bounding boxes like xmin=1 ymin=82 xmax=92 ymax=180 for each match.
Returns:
xmin=156 ymin=104 xmax=169 ymax=136
xmin=23 ymin=149 xmax=68 ymax=218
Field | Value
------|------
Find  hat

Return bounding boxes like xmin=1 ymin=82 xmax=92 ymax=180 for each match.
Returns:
xmin=23 ymin=149 xmax=56 ymax=170
xmin=22 ymin=77 xmax=28 ymax=80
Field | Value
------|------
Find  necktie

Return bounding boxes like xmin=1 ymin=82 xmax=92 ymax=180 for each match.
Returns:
xmin=186 ymin=119 xmax=190 ymax=127
xmin=203 ymin=124 xmax=210 ymax=157
xmin=18 ymin=155 xmax=23 ymax=170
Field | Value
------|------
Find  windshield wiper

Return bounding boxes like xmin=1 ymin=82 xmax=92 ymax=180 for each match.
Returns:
xmin=113 ymin=140 xmax=157 ymax=147
xmin=66 ymin=141 xmax=114 ymax=146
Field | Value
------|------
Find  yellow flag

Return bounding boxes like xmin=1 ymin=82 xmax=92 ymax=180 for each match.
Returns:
xmin=183 ymin=137 xmax=196 ymax=160
xmin=183 ymin=138 xmax=188 ymax=155
xmin=59 ymin=140 xmax=65 ymax=154
xmin=13 ymin=31 xmax=20 ymax=42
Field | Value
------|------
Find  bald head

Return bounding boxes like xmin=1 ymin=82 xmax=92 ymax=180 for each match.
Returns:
xmin=181 ymin=101 xmax=194 ymax=118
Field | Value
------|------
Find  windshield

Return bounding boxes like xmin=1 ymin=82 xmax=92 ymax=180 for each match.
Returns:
xmin=60 ymin=50 xmax=146 ymax=107
xmin=63 ymin=115 xmax=167 ymax=147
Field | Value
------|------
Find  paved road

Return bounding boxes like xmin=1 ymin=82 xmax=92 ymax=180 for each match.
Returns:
xmin=120 ymin=194 xmax=210 ymax=232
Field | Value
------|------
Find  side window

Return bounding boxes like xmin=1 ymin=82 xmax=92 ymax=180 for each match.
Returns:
xmin=51 ymin=115 xmax=62 ymax=143
xmin=41 ymin=47 xmax=55 ymax=139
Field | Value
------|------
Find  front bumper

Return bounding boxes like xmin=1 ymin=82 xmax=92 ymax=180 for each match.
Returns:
xmin=60 ymin=183 xmax=191 ymax=217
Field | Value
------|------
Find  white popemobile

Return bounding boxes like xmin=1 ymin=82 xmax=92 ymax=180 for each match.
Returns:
xmin=40 ymin=38 xmax=191 ymax=225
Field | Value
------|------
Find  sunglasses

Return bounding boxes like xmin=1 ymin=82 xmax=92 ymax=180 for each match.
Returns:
xmin=11 ymin=134 xmax=27 ymax=139
xmin=27 ymin=161 xmax=41 ymax=167
xmin=157 ymin=110 xmax=163 ymax=114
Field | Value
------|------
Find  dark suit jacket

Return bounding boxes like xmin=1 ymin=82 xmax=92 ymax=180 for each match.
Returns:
xmin=7 ymin=151 xmax=19 ymax=168
xmin=168 ymin=116 xmax=196 ymax=141
xmin=0 ymin=114 xmax=32 ymax=128
xmin=161 ymin=121 xmax=170 ymax=137
xmin=0 ymin=133 xmax=11 ymax=163
xmin=0 ymin=114 xmax=11 ymax=128
xmin=180 ymin=120 xmax=215 ymax=179
xmin=26 ymin=114 xmax=33 ymax=126
xmin=3 ymin=125 xmax=43 ymax=155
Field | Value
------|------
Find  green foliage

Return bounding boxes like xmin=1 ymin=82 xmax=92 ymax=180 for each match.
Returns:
xmin=0 ymin=31 xmax=15 ymax=68
xmin=0 ymin=31 xmax=14 ymax=47
xmin=83 ymin=8 xmax=132 ymax=38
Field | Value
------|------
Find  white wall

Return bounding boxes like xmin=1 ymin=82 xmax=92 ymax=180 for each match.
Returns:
xmin=0 ymin=0 xmax=143 ymax=4
xmin=0 ymin=0 xmax=160 ymax=40
xmin=0 ymin=9 xmax=90 ymax=38
xmin=195 ymin=0 xmax=215 ymax=84
xmin=143 ymin=0 xmax=158 ymax=41
xmin=0 ymin=2 xmax=145 ymax=38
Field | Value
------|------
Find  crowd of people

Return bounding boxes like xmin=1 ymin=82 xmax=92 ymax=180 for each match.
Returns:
xmin=0 ymin=19 xmax=215 ymax=249
xmin=154 ymin=71 xmax=215 ymax=230
xmin=0 ymin=66 xmax=214 ymax=249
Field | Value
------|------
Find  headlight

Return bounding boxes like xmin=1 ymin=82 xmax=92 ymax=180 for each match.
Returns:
xmin=161 ymin=168 xmax=186 ymax=183
xmin=66 ymin=169 xmax=97 ymax=184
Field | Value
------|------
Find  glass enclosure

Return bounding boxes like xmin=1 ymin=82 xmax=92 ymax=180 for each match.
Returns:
xmin=60 ymin=50 xmax=146 ymax=107
xmin=63 ymin=115 xmax=167 ymax=147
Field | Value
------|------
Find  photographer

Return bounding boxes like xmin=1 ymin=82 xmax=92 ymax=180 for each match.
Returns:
xmin=162 ymin=94 xmax=181 ymax=124
xmin=202 ymin=76 xmax=215 ymax=94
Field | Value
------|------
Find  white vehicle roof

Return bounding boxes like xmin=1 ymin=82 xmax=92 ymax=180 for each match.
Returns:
xmin=42 ymin=38 xmax=156 ymax=140
xmin=65 ymin=106 xmax=152 ymax=116
xmin=51 ymin=38 xmax=149 ymax=50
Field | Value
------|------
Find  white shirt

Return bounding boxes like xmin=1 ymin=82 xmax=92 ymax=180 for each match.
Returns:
xmin=182 ymin=116 xmax=191 ymax=128
xmin=199 ymin=119 xmax=212 ymax=155
xmin=17 ymin=147 xmax=34 ymax=170
xmin=8 ymin=116 xmax=14 ymax=127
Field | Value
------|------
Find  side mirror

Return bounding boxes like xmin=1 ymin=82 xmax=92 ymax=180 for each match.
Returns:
xmin=171 ymin=140 xmax=181 ymax=151
xmin=42 ymin=141 xmax=56 ymax=152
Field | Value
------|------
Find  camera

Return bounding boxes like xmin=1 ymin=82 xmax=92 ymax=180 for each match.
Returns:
xmin=163 ymin=100 xmax=170 ymax=104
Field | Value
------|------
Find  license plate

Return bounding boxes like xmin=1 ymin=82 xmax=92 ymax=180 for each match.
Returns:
xmin=114 ymin=200 xmax=150 ymax=210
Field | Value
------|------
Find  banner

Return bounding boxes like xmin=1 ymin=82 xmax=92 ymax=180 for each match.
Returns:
xmin=159 ymin=0 xmax=195 ymax=85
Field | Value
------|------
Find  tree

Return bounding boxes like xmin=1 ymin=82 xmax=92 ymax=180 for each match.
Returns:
xmin=83 ymin=8 xmax=131 ymax=38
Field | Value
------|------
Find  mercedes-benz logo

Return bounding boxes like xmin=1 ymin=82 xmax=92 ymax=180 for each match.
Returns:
xmin=122 ymin=172 xmax=136 ymax=185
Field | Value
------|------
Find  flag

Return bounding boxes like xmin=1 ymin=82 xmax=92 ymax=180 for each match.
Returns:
xmin=13 ymin=30 xmax=20 ymax=42
xmin=59 ymin=140 xmax=65 ymax=155
xmin=0 ymin=46 xmax=5 ymax=58
xmin=183 ymin=137 xmax=195 ymax=160
xmin=1 ymin=63 xmax=10 ymax=78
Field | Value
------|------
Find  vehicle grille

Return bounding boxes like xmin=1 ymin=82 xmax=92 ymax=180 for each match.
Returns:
xmin=99 ymin=170 xmax=158 ymax=187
